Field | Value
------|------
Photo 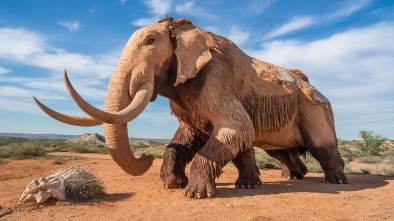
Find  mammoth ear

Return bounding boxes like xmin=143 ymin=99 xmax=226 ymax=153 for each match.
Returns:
xmin=173 ymin=24 xmax=214 ymax=86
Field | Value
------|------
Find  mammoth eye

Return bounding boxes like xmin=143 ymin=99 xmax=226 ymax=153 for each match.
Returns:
xmin=146 ymin=38 xmax=155 ymax=45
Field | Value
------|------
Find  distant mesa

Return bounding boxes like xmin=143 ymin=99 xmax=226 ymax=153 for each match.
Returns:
xmin=67 ymin=133 xmax=106 ymax=144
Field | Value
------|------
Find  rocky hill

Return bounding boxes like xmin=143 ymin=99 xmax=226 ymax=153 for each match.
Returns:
xmin=67 ymin=133 xmax=106 ymax=144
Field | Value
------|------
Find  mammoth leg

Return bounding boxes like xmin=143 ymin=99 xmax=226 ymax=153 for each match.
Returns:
xmin=184 ymin=100 xmax=255 ymax=199
xmin=298 ymin=97 xmax=347 ymax=184
xmin=160 ymin=124 xmax=208 ymax=189
xmin=306 ymin=142 xmax=347 ymax=184
xmin=232 ymin=148 xmax=262 ymax=188
xmin=265 ymin=147 xmax=308 ymax=179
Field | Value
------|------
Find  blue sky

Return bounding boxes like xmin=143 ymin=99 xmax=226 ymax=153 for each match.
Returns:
xmin=0 ymin=0 xmax=393 ymax=140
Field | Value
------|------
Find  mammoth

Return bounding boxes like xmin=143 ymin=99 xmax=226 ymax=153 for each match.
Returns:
xmin=34 ymin=17 xmax=347 ymax=199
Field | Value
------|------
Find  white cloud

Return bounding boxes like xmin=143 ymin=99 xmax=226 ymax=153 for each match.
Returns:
xmin=326 ymin=0 xmax=371 ymax=20
xmin=0 ymin=26 xmax=118 ymax=111
xmin=139 ymin=110 xmax=178 ymax=125
xmin=203 ymin=26 xmax=219 ymax=33
xmin=132 ymin=17 xmax=160 ymax=27
xmin=175 ymin=1 xmax=195 ymax=14
xmin=228 ymin=26 xmax=250 ymax=46
xmin=247 ymin=0 xmax=275 ymax=15
xmin=119 ymin=0 xmax=127 ymax=5
xmin=132 ymin=0 xmax=172 ymax=26
xmin=58 ymin=21 xmax=80 ymax=32
xmin=0 ymin=66 xmax=11 ymax=75
xmin=0 ymin=97 xmax=40 ymax=115
xmin=263 ymin=0 xmax=371 ymax=40
xmin=263 ymin=16 xmax=315 ymax=40
xmin=0 ymin=85 xmax=66 ymax=100
xmin=0 ymin=27 xmax=117 ymax=79
xmin=0 ymin=27 xmax=45 ymax=61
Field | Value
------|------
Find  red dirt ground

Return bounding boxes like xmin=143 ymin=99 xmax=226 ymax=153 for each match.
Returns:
xmin=1 ymin=153 xmax=393 ymax=221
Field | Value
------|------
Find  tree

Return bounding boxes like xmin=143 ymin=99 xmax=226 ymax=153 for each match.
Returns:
xmin=357 ymin=130 xmax=384 ymax=156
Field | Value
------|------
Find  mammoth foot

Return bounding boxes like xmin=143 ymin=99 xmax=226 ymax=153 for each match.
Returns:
xmin=184 ymin=177 xmax=216 ymax=199
xmin=184 ymin=155 xmax=218 ymax=199
xmin=324 ymin=168 xmax=348 ymax=184
xmin=235 ymin=174 xmax=262 ymax=189
xmin=162 ymin=171 xmax=188 ymax=189
xmin=281 ymin=163 xmax=308 ymax=180
xmin=235 ymin=165 xmax=262 ymax=189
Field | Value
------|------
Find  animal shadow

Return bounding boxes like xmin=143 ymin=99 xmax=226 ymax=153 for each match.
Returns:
xmin=215 ymin=173 xmax=394 ymax=198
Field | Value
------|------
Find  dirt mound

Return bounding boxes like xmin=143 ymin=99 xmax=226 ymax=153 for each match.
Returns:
xmin=67 ymin=133 xmax=105 ymax=144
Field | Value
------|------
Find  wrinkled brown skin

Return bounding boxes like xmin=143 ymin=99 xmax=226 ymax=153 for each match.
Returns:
xmin=36 ymin=17 xmax=347 ymax=199
xmin=158 ymin=18 xmax=346 ymax=198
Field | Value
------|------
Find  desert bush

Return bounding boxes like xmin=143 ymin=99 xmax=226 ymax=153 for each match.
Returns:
xmin=0 ymin=158 xmax=8 ymax=164
xmin=53 ymin=159 xmax=65 ymax=165
xmin=380 ymin=149 xmax=394 ymax=164
xmin=387 ymin=156 xmax=394 ymax=165
xmin=67 ymin=142 xmax=108 ymax=154
xmin=344 ymin=164 xmax=355 ymax=174
xmin=0 ymin=143 xmax=47 ymax=159
xmin=357 ymin=130 xmax=384 ymax=156
xmin=360 ymin=168 xmax=372 ymax=174
xmin=338 ymin=145 xmax=361 ymax=161
xmin=358 ymin=156 xmax=383 ymax=164
xmin=131 ymin=143 xmax=166 ymax=159
xmin=382 ymin=168 xmax=394 ymax=176
xmin=65 ymin=168 xmax=105 ymax=202
xmin=0 ymin=137 xmax=29 ymax=146
xmin=254 ymin=148 xmax=281 ymax=170
xmin=301 ymin=155 xmax=324 ymax=173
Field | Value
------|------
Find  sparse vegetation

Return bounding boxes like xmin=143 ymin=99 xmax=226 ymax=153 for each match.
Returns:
xmin=358 ymin=156 xmax=383 ymax=164
xmin=382 ymin=167 xmax=394 ymax=176
xmin=254 ymin=148 xmax=281 ymax=170
xmin=130 ymin=141 xmax=166 ymax=159
xmin=301 ymin=155 xmax=324 ymax=173
xmin=67 ymin=142 xmax=108 ymax=154
xmin=361 ymin=168 xmax=372 ymax=174
xmin=64 ymin=168 xmax=105 ymax=202
xmin=357 ymin=130 xmax=384 ymax=156
xmin=1 ymin=130 xmax=394 ymax=177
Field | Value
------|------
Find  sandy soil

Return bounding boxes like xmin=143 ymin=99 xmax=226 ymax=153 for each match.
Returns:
xmin=1 ymin=153 xmax=393 ymax=221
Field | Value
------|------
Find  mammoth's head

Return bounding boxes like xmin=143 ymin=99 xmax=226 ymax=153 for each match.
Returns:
xmin=34 ymin=17 xmax=214 ymax=176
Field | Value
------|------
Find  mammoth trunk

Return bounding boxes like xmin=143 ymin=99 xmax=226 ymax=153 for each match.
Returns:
xmin=103 ymin=63 xmax=153 ymax=176
xmin=104 ymin=123 xmax=153 ymax=175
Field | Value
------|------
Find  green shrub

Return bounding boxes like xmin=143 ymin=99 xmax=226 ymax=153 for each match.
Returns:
xmin=338 ymin=145 xmax=360 ymax=161
xmin=358 ymin=156 xmax=383 ymax=164
xmin=65 ymin=168 xmax=105 ymax=202
xmin=344 ymin=164 xmax=355 ymax=174
xmin=254 ymin=148 xmax=281 ymax=170
xmin=53 ymin=159 xmax=65 ymax=165
xmin=361 ymin=168 xmax=372 ymax=174
xmin=382 ymin=168 xmax=394 ymax=176
xmin=132 ymin=143 xmax=166 ymax=159
xmin=152 ymin=151 xmax=164 ymax=159
xmin=0 ymin=143 xmax=47 ymax=159
xmin=0 ymin=158 xmax=8 ymax=164
xmin=301 ymin=155 xmax=324 ymax=173
xmin=357 ymin=130 xmax=384 ymax=156
xmin=67 ymin=142 xmax=108 ymax=154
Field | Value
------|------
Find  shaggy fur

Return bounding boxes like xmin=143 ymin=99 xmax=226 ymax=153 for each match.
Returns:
xmin=158 ymin=18 xmax=347 ymax=198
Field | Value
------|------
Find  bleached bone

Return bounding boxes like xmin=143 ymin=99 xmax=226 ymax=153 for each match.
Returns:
xmin=20 ymin=165 xmax=81 ymax=203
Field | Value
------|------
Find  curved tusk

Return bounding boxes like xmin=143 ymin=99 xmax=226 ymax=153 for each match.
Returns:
xmin=64 ymin=71 xmax=153 ymax=125
xmin=33 ymin=97 xmax=103 ymax=126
